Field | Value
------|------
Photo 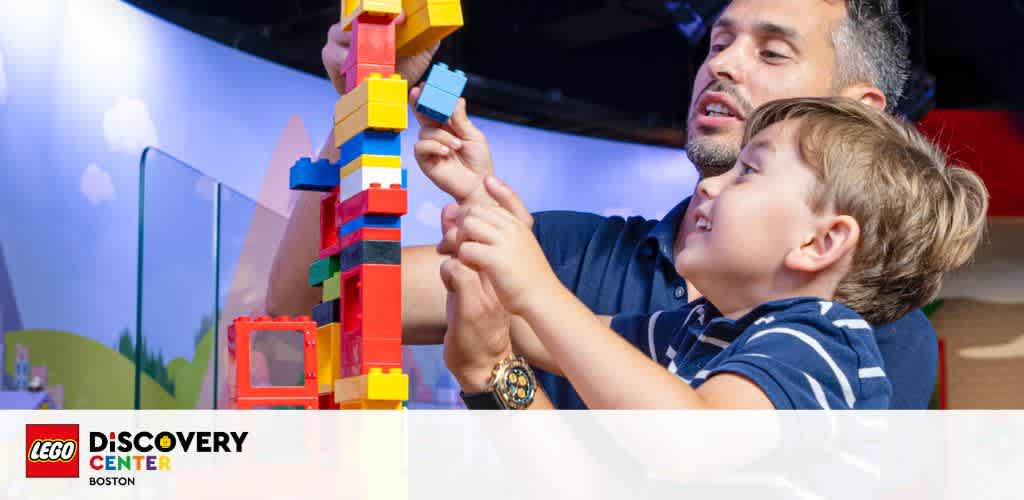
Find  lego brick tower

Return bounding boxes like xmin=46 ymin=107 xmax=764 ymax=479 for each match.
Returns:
xmin=276 ymin=0 xmax=465 ymax=411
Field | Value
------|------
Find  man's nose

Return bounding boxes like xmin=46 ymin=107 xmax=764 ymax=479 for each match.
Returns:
xmin=706 ymin=42 xmax=745 ymax=84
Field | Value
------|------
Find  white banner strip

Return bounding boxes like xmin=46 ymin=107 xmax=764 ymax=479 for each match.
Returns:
xmin=2 ymin=411 xmax=1022 ymax=499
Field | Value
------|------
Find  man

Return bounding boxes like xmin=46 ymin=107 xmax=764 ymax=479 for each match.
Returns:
xmin=267 ymin=0 xmax=937 ymax=409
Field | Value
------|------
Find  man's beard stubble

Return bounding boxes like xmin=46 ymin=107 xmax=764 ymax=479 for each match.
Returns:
xmin=686 ymin=134 xmax=740 ymax=178
xmin=685 ymin=80 xmax=754 ymax=178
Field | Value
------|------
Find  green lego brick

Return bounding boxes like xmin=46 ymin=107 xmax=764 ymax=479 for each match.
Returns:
xmin=322 ymin=272 xmax=341 ymax=302
xmin=309 ymin=255 xmax=340 ymax=287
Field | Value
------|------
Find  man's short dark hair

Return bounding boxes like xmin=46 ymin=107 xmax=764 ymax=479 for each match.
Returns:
xmin=832 ymin=0 xmax=911 ymax=111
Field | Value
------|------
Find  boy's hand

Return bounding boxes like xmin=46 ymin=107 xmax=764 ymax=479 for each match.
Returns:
xmin=322 ymin=17 xmax=439 ymax=96
xmin=454 ymin=177 xmax=554 ymax=316
xmin=440 ymin=258 xmax=513 ymax=393
xmin=412 ymin=91 xmax=495 ymax=205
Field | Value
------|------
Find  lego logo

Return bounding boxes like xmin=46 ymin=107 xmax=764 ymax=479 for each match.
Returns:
xmin=27 ymin=439 xmax=77 ymax=462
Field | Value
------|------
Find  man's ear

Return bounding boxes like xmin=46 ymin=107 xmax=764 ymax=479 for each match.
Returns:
xmin=838 ymin=84 xmax=887 ymax=112
xmin=785 ymin=215 xmax=860 ymax=273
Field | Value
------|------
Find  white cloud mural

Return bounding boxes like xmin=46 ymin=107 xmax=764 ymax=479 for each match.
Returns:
xmin=416 ymin=201 xmax=442 ymax=229
xmin=80 ymin=163 xmax=115 ymax=205
xmin=103 ymin=97 xmax=159 ymax=155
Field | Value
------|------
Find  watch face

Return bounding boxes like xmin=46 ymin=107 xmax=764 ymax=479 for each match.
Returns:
xmin=496 ymin=360 xmax=536 ymax=410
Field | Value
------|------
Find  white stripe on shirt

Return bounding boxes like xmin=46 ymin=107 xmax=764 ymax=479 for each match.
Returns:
xmin=647 ymin=310 xmax=664 ymax=361
xmin=819 ymin=301 xmax=833 ymax=316
xmin=803 ymin=372 xmax=831 ymax=410
xmin=858 ymin=367 xmax=886 ymax=378
xmin=748 ymin=327 xmax=856 ymax=408
xmin=697 ymin=334 xmax=730 ymax=349
xmin=834 ymin=319 xmax=872 ymax=330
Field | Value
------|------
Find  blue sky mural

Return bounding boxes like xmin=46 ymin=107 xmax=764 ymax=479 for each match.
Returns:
xmin=0 ymin=1 xmax=698 ymax=404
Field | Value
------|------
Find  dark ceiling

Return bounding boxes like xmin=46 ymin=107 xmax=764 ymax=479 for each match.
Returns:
xmin=127 ymin=0 xmax=1024 ymax=148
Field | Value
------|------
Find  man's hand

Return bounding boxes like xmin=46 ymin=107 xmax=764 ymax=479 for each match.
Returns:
xmin=454 ymin=177 xmax=555 ymax=316
xmin=412 ymin=92 xmax=495 ymax=205
xmin=322 ymin=17 xmax=439 ymax=96
xmin=440 ymin=258 xmax=513 ymax=392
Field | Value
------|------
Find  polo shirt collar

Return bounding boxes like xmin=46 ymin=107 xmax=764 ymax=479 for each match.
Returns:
xmin=644 ymin=196 xmax=691 ymax=263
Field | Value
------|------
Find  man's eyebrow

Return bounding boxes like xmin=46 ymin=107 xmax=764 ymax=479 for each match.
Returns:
xmin=711 ymin=16 xmax=734 ymax=32
xmin=753 ymin=22 xmax=802 ymax=44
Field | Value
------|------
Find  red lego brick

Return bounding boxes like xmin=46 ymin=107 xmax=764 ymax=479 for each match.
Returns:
xmin=340 ymin=264 xmax=401 ymax=338
xmin=343 ymin=13 xmax=397 ymax=71
xmin=319 ymin=391 xmax=340 ymax=410
xmin=342 ymin=61 xmax=396 ymax=93
xmin=339 ymin=227 xmax=401 ymax=250
xmin=234 ymin=396 xmax=318 ymax=410
xmin=341 ymin=330 xmax=402 ymax=377
xmin=339 ymin=186 xmax=408 ymax=226
xmin=320 ymin=188 xmax=340 ymax=259
xmin=228 ymin=316 xmax=319 ymax=404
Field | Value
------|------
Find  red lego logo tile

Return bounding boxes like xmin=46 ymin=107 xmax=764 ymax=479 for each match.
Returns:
xmin=25 ymin=424 xmax=79 ymax=478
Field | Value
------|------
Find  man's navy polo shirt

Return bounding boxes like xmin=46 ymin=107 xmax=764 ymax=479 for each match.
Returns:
xmin=610 ymin=297 xmax=892 ymax=409
xmin=530 ymin=197 xmax=938 ymax=409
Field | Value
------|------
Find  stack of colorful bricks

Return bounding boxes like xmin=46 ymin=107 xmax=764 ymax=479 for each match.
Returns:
xmin=281 ymin=0 xmax=465 ymax=411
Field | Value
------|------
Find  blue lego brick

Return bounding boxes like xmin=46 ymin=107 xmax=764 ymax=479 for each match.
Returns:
xmin=402 ymin=169 xmax=407 ymax=188
xmin=340 ymin=215 xmax=402 ymax=237
xmin=289 ymin=157 xmax=340 ymax=192
xmin=416 ymin=84 xmax=460 ymax=123
xmin=415 ymin=63 xmax=468 ymax=123
xmin=339 ymin=131 xmax=402 ymax=166
xmin=424 ymin=63 xmax=467 ymax=97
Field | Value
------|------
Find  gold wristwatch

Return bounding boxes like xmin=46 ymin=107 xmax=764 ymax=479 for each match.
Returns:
xmin=460 ymin=355 xmax=537 ymax=410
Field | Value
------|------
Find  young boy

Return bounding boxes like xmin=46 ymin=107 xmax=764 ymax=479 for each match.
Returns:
xmin=433 ymin=97 xmax=988 ymax=410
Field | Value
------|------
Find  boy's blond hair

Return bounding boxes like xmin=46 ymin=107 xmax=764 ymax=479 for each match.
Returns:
xmin=742 ymin=97 xmax=988 ymax=325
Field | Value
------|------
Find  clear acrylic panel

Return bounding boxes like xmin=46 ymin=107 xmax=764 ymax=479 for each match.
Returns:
xmin=214 ymin=183 xmax=291 ymax=408
xmin=137 ymin=148 xmax=217 ymax=409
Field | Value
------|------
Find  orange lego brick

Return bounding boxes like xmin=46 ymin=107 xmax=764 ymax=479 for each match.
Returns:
xmin=339 ymin=186 xmax=408 ymax=225
xmin=228 ymin=316 xmax=319 ymax=404
xmin=343 ymin=13 xmax=396 ymax=69
xmin=234 ymin=396 xmax=318 ymax=410
xmin=340 ymin=264 xmax=401 ymax=338
xmin=342 ymin=331 xmax=402 ymax=377
xmin=320 ymin=188 xmax=340 ymax=259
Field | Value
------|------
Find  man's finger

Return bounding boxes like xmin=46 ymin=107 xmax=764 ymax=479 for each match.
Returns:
xmin=439 ymin=258 xmax=458 ymax=293
xmin=484 ymin=176 xmax=533 ymax=226
xmin=436 ymin=226 xmax=459 ymax=256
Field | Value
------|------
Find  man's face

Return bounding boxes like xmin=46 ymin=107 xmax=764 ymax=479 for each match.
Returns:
xmin=686 ymin=0 xmax=847 ymax=177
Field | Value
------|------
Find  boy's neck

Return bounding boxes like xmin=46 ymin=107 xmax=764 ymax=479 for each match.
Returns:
xmin=701 ymin=277 xmax=839 ymax=321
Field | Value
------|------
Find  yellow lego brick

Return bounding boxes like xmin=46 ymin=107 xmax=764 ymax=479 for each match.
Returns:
xmin=322 ymin=272 xmax=341 ymax=302
xmin=396 ymin=0 xmax=463 ymax=57
xmin=334 ymin=74 xmax=408 ymax=125
xmin=317 ymin=323 xmax=341 ymax=387
xmin=341 ymin=0 xmax=402 ymax=31
xmin=333 ymin=104 xmax=407 ymax=149
xmin=340 ymin=154 xmax=402 ymax=178
xmin=335 ymin=368 xmax=409 ymax=405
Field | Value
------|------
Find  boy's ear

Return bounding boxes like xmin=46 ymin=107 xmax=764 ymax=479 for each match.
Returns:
xmin=785 ymin=215 xmax=860 ymax=273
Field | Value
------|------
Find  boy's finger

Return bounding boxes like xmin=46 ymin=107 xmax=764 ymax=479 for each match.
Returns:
xmin=414 ymin=140 xmax=450 ymax=158
xmin=436 ymin=226 xmax=459 ymax=256
xmin=447 ymin=98 xmax=482 ymax=141
xmin=419 ymin=127 xmax=462 ymax=151
xmin=459 ymin=216 xmax=500 ymax=246
xmin=484 ymin=176 xmax=533 ymax=226
xmin=439 ymin=258 xmax=459 ymax=293
xmin=456 ymin=242 xmax=492 ymax=274
xmin=410 ymin=85 xmax=441 ymax=128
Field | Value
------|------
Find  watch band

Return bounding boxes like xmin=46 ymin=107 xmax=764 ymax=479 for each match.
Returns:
xmin=459 ymin=390 xmax=505 ymax=410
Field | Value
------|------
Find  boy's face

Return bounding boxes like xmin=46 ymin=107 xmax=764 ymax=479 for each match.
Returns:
xmin=678 ymin=119 xmax=820 ymax=296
